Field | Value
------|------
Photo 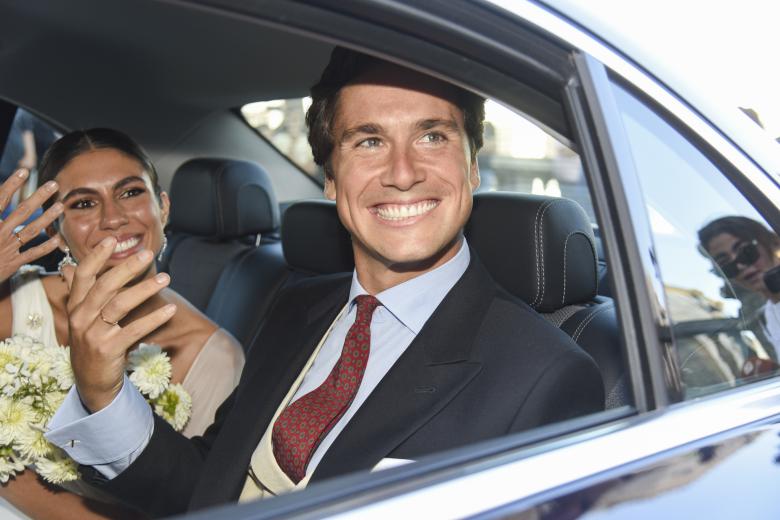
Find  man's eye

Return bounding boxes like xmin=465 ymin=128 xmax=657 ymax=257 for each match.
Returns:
xmin=70 ymin=199 xmax=96 ymax=210
xmin=356 ymin=137 xmax=381 ymax=149
xmin=420 ymin=132 xmax=446 ymax=144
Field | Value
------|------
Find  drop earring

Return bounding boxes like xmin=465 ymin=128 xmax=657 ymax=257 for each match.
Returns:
xmin=158 ymin=234 xmax=168 ymax=262
xmin=57 ymin=247 xmax=77 ymax=278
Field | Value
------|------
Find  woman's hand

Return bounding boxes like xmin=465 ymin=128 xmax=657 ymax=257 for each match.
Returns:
xmin=62 ymin=237 xmax=176 ymax=413
xmin=0 ymin=168 xmax=63 ymax=282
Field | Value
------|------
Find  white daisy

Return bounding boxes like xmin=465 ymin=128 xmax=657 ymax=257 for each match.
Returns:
xmin=0 ymin=447 xmax=25 ymax=484
xmin=128 ymin=344 xmax=171 ymax=399
xmin=14 ymin=425 xmax=53 ymax=461
xmin=0 ymin=397 xmax=36 ymax=445
xmin=50 ymin=346 xmax=74 ymax=390
xmin=153 ymin=383 xmax=192 ymax=431
xmin=34 ymin=449 xmax=80 ymax=484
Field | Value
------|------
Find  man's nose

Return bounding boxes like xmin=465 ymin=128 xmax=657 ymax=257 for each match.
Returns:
xmin=100 ymin=200 xmax=129 ymax=229
xmin=380 ymin=146 xmax=425 ymax=190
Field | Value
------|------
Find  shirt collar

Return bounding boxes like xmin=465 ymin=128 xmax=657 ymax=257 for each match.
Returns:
xmin=348 ymin=238 xmax=471 ymax=334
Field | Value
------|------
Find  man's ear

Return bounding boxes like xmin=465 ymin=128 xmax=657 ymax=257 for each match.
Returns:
xmin=159 ymin=191 xmax=171 ymax=226
xmin=324 ymin=177 xmax=337 ymax=201
xmin=469 ymin=159 xmax=480 ymax=192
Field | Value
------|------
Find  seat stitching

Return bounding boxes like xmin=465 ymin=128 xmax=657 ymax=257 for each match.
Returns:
xmin=573 ymin=303 xmax=606 ymax=340
xmin=573 ymin=303 xmax=613 ymax=342
xmin=536 ymin=199 xmax=567 ymax=308
xmin=561 ymin=231 xmax=577 ymax=305
xmin=576 ymin=204 xmax=599 ymax=292
xmin=532 ymin=201 xmax=546 ymax=307
xmin=531 ymin=200 xmax=554 ymax=307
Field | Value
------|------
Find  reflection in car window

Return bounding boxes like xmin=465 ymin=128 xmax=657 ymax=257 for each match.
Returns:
xmin=241 ymin=99 xmax=595 ymax=222
xmin=611 ymin=82 xmax=780 ymax=398
xmin=0 ymin=108 xmax=60 ymax=216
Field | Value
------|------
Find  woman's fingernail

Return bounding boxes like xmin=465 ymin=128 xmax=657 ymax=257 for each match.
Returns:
xmin=52 ymin=202 xmax=64 ymax=213
xmin=16 ymin=169 xmax=28 ymax=178
xmin=45 ymin=181 xmax=58 ymax=191
xmin=155 ymin=273 xmax=169 ymax=284
xmin=164 ymin=304 xmax=177 ymax=315
xmin=138 ymin=250 xmax=153 ymax=262
xmin=101 ymin=236 xmax=116 ymax=248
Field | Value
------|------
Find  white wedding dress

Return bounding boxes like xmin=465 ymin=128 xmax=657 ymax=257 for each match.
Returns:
xmin=1 ymin=267 xmax=245 ymax=519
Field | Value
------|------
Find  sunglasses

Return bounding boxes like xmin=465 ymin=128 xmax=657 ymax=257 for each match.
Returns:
xmin=717 ymin=240 xmax=760 ymax=278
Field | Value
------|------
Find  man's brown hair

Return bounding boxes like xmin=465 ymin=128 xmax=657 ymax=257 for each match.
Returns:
xmin=306 ymin=47 xmax=485 ymax=179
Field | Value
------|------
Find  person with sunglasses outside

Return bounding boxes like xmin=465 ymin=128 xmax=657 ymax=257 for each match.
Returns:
xmin=699 ymin=216 xmax=780 ymax=366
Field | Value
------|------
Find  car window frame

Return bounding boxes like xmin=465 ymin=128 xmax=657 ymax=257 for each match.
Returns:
xmin=565 ymin=53 xmax=667 ymax=412
xmin=540 ymin=0 xmax=780 ymax=409
xmin=574 ymin=56 xmax=780 ymax=407
xmin=605 ymin=76 xmax=780 ymax=398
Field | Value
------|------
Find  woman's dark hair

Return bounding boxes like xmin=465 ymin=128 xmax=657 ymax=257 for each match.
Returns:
xmin=306 ymin=47 xmax=485 ymax=179
xmin=698 ymin=215 xmax=780 ymax=257
xmin=38 ymin=128 xmax=161 ymax=210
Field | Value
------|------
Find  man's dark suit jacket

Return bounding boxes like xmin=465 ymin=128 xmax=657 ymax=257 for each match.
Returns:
xmin=98 ymin=253 xmax=604 ymax=517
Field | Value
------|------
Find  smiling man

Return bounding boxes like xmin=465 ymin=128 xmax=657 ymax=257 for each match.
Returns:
xmin=46 ymin=48 xmax=604 ymax=516
xmin=319 ymin=60 xmax=480 ymax=293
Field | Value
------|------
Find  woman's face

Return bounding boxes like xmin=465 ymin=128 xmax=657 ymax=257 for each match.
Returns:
xmin=53 ymin=148 xmax=169 ymax=276
xmin=707 ymin=232 xmax=778 ymax=296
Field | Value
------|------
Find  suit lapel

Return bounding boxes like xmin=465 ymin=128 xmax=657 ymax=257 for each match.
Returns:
xmin=312 ymin=256 xmax=495 ymax=481
xmin=190 ymin=276 xmax=351 ymax=508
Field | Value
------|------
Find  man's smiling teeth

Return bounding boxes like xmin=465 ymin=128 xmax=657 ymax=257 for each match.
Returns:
xmin=376 ymin=200 xmax=439 ymax=220
xmin=375 ymin=200 xmax=438 ymax=221
xmin=114 ymin=237 xmax=140 ymax=253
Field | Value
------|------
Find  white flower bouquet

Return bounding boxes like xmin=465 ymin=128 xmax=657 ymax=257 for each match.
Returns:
xmin=0 ymin=335 xmax=191 ymax=485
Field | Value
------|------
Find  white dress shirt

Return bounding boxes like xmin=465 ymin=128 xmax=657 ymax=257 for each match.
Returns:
xmin=46 ymin=238 xmax=471 ymax=479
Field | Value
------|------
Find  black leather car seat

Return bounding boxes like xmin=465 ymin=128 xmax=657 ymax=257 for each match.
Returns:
xmin=234 ymin=199 xmax=355 ymax=351
xmin=160 ymin=158 xmax=288 ymax=349
xmin=280 ymin=199 xmax=354 ymax=279
xmin=465 ymin=192 xmax=627 ymax=408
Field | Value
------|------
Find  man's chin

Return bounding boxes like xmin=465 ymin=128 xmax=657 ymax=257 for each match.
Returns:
xmin=375 ymin=240 xmax=463 ymax=274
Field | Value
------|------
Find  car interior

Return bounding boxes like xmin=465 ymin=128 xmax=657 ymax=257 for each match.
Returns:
xmin=20 ymin=0 xmax=780 ymax=517
xmin=0 ymin=0 xmax=628 ymax=446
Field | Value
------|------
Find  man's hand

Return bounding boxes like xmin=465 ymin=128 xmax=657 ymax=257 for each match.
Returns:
xmin=0 ymin=169 xmax=63 ymax=282
xmin=62 ymin=238 xmax=176 ymax=413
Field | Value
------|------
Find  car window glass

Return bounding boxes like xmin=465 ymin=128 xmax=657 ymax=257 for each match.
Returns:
xmin=242 ymin=99 xmax=318 ymax=179
xmin=0 ymin=107 xmax=60 ymax=217
xmin=611 ymin=81 xmax=780 ymax=398
xmin=240 ymin=99 xmax=595 ymax=222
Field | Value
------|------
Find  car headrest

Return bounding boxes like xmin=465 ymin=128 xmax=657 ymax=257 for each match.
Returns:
xmin=169 ymin=158 xmax=280 ymax=238
xmin=282 ymin=200 xmax=354 ymax=274
xmin=465 ymin=192 xmax=597 ymax=312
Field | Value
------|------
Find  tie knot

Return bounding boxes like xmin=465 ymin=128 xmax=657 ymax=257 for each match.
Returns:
xmin=354 ymin=294 xmax=381 ymax=318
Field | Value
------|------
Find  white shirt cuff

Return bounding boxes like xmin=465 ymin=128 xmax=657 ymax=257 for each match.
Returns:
xmin=45 ymin=374 xmax=153 ymax=479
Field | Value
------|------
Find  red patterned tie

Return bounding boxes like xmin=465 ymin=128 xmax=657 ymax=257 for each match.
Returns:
xmin=272 ymin=295 xmax=381 ymax=483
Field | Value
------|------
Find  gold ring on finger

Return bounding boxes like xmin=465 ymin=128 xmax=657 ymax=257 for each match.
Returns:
xmin=100 ymin=311 xmax=119 ymax=327
xmin=13 ymin=232 xmax=23 ymax=246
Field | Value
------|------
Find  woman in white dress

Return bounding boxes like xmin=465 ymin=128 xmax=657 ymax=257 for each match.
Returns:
xmin=0 ymin=129 xmax=245 ymax=519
